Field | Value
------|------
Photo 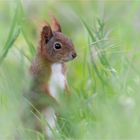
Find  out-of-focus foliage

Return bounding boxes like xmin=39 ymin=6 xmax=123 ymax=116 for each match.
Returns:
xmin=0 ymin=0 xmax=140 ymax=139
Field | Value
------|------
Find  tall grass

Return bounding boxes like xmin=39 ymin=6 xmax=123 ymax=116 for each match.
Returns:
xmin=0 ymin=0 xmax=140 ymax=140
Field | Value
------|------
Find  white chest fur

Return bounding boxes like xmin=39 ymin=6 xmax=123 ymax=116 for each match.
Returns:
xmin=49 ymin=63 xmax=65 ymax=99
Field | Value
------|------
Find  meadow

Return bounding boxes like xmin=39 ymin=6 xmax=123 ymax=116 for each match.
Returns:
xmin=0 ymin=0 xmax=140 ymax=139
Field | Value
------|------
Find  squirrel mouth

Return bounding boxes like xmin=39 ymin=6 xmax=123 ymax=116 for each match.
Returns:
xmin=62 ymin=59 xmax=70 ymax=62
xmin=61 ymin=54 xmax=76 ymax=62
xmin=64 ymin=56 xmax=75 ymax=62
xmin=62 ymin=58 xmax=72 ymax=62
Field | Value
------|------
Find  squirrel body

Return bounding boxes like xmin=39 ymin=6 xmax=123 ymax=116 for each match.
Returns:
xmin=49 ymin=63 xmax=66 ymax=99
xmin=29 ymin=16 xmax=77 ymax=138
xmin=30 ymin=53 xmax=67 ymax=101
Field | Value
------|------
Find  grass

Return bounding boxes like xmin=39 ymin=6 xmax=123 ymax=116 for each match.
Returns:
xmin=0 ymin=0 xmax=140 ymax=140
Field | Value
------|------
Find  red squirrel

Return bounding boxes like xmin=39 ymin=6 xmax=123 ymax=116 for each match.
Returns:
xmin=29 ymin=16 xmax=77 ymax=138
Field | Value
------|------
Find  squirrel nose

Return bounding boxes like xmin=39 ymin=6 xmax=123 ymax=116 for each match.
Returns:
xmin=72 ymin=52 xmax=77 ymax=58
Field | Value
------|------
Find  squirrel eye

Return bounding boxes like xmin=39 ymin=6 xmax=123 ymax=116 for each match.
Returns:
xmin=54 ymin=42 xmax=62 ymax=49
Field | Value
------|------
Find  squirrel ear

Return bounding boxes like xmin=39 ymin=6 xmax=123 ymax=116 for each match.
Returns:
xmin=51 ymin=16 xmax=61 ymax=32
xmin=41 ymin=24 xmax=53 ymax=43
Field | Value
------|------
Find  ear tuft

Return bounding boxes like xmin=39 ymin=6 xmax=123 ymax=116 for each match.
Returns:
xmin=51 ymin=16 xmax=61 ymax=32
xmin=41 ymin=23 xmax=53 ymax=44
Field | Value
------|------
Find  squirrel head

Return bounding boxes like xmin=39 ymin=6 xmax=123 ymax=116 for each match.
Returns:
xmin=39 ymin=16 xmax=77 ymax=63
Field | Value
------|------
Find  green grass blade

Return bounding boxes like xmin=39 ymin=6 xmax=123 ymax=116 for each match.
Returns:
xmin=21 ymin=29 xmax=36 ymax=56
xmin=0 ymin=5 xmax=20 ymax=64
xmin=0 ymin=28 xmax=20 ymax=64
xmin=81 ymin=18 xmax=96 ymax=42
xmin=17 ymin=0 xmax=36 ymax=56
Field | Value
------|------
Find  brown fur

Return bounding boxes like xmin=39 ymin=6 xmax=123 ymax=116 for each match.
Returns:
xmin=29 ymin=16 xmax=77 ymax=137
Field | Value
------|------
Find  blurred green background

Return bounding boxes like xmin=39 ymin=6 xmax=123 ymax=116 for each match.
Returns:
xmin=1 ymin=0 xmax=140 ymax=139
